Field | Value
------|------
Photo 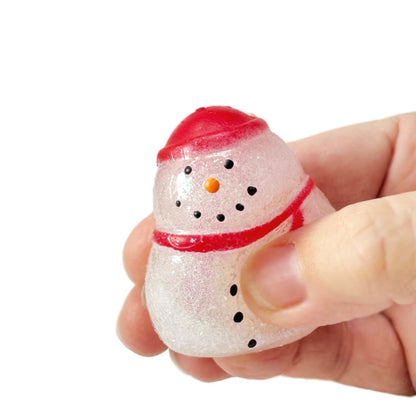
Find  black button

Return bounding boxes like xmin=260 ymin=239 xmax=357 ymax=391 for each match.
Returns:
xmin=230 ymin=284 xmax=238 ymax=296
xmin=248 ymin=339 xmax=257 ymax=348
xmin=233 ymin=312 xmax=244 ymax=323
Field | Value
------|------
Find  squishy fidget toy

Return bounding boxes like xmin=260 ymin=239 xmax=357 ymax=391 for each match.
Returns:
xmin=144 ymin=106 xmax=334 ymax=357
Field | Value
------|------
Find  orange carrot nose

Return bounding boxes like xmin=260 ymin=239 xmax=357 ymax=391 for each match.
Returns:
xmin=204 ymin=177 xmax=220 ymax=193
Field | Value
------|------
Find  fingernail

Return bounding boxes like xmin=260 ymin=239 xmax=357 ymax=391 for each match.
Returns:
xmin=244 ymin=245 xmax=306 ymax=310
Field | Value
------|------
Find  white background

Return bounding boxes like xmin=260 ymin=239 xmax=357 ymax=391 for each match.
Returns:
xmin=1 ymin=0 xmax=415 ymax=414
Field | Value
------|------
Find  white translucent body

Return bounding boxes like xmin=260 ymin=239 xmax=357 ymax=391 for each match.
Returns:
xmin=145 ymin=131 xmax=334 ymax=357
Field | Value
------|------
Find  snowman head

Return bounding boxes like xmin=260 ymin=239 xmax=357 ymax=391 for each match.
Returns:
xmin=153 ymin=107 xmax=305 ymax=235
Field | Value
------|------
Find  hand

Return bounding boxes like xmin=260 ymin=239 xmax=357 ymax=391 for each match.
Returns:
xmin=118 ymin=113 xmax=416 ymax=395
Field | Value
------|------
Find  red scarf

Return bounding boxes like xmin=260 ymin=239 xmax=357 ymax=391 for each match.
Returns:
xmin=153 ymin=176 xmax=314 ymax=253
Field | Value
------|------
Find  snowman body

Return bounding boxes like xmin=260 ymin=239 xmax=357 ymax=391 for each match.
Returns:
xmin=144 ymin=107 xmax=334 ymax=357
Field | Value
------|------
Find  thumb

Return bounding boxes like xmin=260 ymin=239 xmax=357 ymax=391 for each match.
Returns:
xmin=240 ymin=192 xmax=416 ymax=328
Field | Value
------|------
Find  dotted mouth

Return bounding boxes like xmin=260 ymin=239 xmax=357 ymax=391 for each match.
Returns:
xmin=247 ymin=186 xmax=257 ymax=196
xmin=180 ymin=200 xmax=247 ymax=222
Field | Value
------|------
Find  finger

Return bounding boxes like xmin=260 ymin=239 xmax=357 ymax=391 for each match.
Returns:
xmin=170 ymin=351 xmax=230 ymax=382
xmin=215 ymin=315 xmax=414 ymax=395
xmin=289 ymin=114 xmax=400 ymax=209
xmin=117 ymin=285 xmax=167 ymax=356
xmin=385 ymin=303 xmax=416 ymax=390
xmin=123 ymin=214 xmax=154 ymax=285
xmin=379 ymin=113 xmax=416 ymax=196
xmin=241 ymin=192 xmax=416 ymax=328
xmin=214 ymin=341 xmax=298 ymax=380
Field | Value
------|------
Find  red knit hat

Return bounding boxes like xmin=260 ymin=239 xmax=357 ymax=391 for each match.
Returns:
xmin=157 ymin=106 xmax=268 ymax=164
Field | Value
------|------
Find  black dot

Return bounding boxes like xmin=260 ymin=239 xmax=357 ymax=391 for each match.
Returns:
xmin=235 ymin=203 xmax=244 ymax=211
xmin=224 ymin=159 xmax=234 ymax=169
xmin=230 ymin=284 xmax=238 ymax=296
xmin=247 ymin=186 xmax=257 ymax=196
xmin=176 ymin=200 xmax=181 ymax=207
xmin=216 ymin=214 xmax=225 ymax=222
xmin=184 ymin=166 xmax=192 ymax=175
xmin=233 ymin=312 xmax=244 ymax=323
xmin=248 ymin=339 xmax=257 ymax=348
xmin=194 ymin=211 xmax=201 ymax=218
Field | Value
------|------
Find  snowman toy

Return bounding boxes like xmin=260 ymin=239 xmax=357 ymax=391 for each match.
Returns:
xmin=144 ymin=106 xmax=334 ymax=357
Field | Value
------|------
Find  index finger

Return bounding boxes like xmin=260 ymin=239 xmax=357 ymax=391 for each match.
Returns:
xmin=123 ymin=214 xmax=154 ymax=285
xmin=289 ymin=115 xmax=397 ymax=210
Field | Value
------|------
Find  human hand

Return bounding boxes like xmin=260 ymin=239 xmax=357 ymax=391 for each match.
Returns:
xmin=118 ymin=113 xmax=416 ymax=395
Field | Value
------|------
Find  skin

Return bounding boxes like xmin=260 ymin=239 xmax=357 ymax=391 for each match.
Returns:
xmin=118 ymin=113 xmax=416 ymax=395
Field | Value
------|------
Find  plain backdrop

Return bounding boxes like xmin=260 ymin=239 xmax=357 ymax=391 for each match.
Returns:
xmin=1 ymin=1 xmax=415 ymax=414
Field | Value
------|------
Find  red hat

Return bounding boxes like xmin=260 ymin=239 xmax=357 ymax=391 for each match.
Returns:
xmin=157 ymin=106 xmax=268 ymax=164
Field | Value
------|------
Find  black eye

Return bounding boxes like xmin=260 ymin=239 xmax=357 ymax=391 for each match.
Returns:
xmin=184 ymin=166 xmax=192 ymax=175
xmin=194 ymin=211 xmax=201 ymax=218
xmin=175 ymin=200 xmax=181 ymax=207
xmin=224 ymin=159 xmax=234 ymax=169
xmin=216 ymin=214 xmax=225 ymax=222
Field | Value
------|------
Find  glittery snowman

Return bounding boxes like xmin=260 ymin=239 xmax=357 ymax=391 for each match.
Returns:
xmin=144 ymin=106 xmax=334 ymax=357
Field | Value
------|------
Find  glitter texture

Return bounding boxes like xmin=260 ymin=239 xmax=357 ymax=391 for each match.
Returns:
xmin=144 ymin=107 xmax=334 ymax=357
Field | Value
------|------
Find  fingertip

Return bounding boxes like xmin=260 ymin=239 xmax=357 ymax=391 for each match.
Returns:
xmin=117 ymin=285 xmax=167 ymax=357
xmin=240 ymin=242 xmax=308 ymax=329
xmin=242 ymin=244 xmax=306 ymax=311
xmin=170 ymin=351 xmax=230 ymax=382
xmin=123 ymin=214 xmax=155 ymax=284
xmin=214 ymin=343 xmax=298 ymax=379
